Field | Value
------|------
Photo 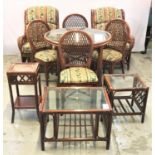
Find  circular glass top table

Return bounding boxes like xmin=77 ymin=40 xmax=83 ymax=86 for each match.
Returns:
xmin=44 ymin=28 xmax=111 ymax=48
xmin=44 ymin=28 xmax=112 ymax=83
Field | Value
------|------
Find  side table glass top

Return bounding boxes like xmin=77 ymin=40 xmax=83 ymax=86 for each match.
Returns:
xmin=7 ymin=62 xmax=39 ymax=74
xmin=44 ymin=28 xmax=111 ymax=47
xmin=41 ymin=87 xmax=112 ymax=112
xmin=104 ymin=74 xmax=148 ymax=90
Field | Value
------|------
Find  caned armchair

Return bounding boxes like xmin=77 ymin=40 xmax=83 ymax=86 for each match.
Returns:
xmin=62 ymin=13 xmax=88 ymax=28
xmin=91 ymin=7 xmax=134 ymax=70
xmin=26 ymin=20 xmax=57 ymax=86
xmin=17 ymin=6 xmax=59 ymax=62
xmin=102 ymin=19 xmax=131 ymax=74
xmin=57 ymin=30 xmax=99 ymax=86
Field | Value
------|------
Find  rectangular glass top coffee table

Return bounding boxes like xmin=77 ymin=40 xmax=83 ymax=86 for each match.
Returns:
xmin=103 ymin=74 xmax=149 ymax=123
xmin=39 ymin=87 xmax=112 ymax=150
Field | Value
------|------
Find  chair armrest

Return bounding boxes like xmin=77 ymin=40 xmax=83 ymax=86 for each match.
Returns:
xmin=126 ymin=35 xmax=135 ymax=51
xmin=17 ymin=35 xmax=27 ymax=53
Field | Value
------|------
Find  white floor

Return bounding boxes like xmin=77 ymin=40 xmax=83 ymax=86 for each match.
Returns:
xmin=3 ymin=47 xmax=152 ymax=155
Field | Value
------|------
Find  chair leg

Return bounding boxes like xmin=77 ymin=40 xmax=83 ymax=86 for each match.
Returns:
xmin=109 ymin=63 xmax=114 ymax=74
xmin=102 ymin=61 xmax=106 ymax=74
xmin=121 ymin=61 xmax=125 ymax=74
xmin=44 ymin=64 xmax=49 ymax=86
xmin=56 ymin=60 xmax=60 ymax=76
xmin=27 ymin=57 xmax=31 ymax=62
xmin=21 ymin=54 xmax=32 ymax=62
xmin=21 ymin=56 xmax=27 ymax=62
xmin=126 ymin=53 xmax=131 ymax=70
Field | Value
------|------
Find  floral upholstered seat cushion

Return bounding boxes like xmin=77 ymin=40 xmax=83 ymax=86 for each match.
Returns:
xmin=35 ymin=49 xmax=57 ymax=62
xmin=25 ymin=6 xmax=59 ymax=30
xmin=102 ymin=48 xmax=122 ymax=61
xmin=22 ymin=42 xmax=32 ymax=53
xmin=60 ymin=67 xmax=98 ymax=83
xmin=92 ymin=48 xmax=123 ymax=62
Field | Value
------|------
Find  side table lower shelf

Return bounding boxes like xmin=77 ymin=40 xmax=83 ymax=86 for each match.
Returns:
xmin=14 ymin=95 xmax=41 ymax=109
xmin=11 ymin=95 xmax=42 ymax=123
xmin=112 ymin=96 xmax=143 ymax=116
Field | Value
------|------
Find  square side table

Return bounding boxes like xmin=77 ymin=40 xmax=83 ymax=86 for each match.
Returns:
xmin=103 ymin=74 xmax=149 ymax=123
xmin=7 ymin=63 xmax=42 ymax=123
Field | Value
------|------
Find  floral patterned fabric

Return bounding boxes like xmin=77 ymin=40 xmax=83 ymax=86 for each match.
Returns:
xmin=91 ymin=7 xmax=124 ymax=30
xmin=21 ymin=41 xmax=51 ymax=54
xmin=92 ymin=50 xmax=98 ymax=59
xmin=25 ymin=6 xmax=58 ymax=29
xmin=60 ymin=67 xmax=98 ymax=83
xmin=92 ymin=7 xmax=123 ymax=24
xmin=35 ymin=49 xmax=57 ymax=62
xmin=102 ymin=48 xmax=122 ymax=61
xmin=126 ymin=43 xmax=131 ymax=51
xmin=33 ymin=42 xmax=51 ymax=50
xmin=96 ymin=23 xmax=106 ymax=30
xmin=22 ymin=42 xmax=32 ymax=53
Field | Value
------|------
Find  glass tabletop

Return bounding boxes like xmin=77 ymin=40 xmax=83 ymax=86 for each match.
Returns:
xmin=44 ymin=28 xmax=111 ymax=47
xmin=7 ymin=63 xmax=39 ymax=73
xmin=104 ymin=74 xmax=147 ymax=90
xmin=41 ymin=87 xmax=112 ymax=112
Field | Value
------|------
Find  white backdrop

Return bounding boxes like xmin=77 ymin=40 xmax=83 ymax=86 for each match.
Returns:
xmin=3 ymin=0 xmax=151 ymax=54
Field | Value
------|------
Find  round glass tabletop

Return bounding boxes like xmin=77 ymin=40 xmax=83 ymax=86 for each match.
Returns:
xmin=44 ymin=28 xmax=111 ymax=48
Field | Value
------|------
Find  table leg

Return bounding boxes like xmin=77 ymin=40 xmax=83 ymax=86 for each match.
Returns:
xmin=15 ymin=82 xmax=20 ymax=96
xmin=106 ymin=112 xmax=112 ymax=150
xmin=53 ymin=114 xmax=59 ymax=140
xmin=97 ymin=47 xmax=103 ymax=86
xmin=44 ymin=63 xmax=49 ymax=86
xmin=94 ymin=114 xmax=99 ymax=139
xmin=38 ymin=75 xmax=42 ymax=96
xmin=131 ymin=90 xmax=135 ymax=107
xmin=34 ymin=83 xmax=39 ymax=118
xmin=141 ymin=89 xmax=149 ymax=123
xmin=40 ymin=114 xmax=45 ymax=151
xmin=8 ymin=83 xmax=15 ymax=123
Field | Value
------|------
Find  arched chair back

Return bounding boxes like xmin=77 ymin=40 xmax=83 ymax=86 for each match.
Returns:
xmin=62 ymin=14 xmax=88 ymax=28
xmin=58 ymin=30 xmax=93 ymax=69
xmin=26 ymin=20 xmax=51 ymax=54
xmin=105 ymin=19 xmax=130 ymax=53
